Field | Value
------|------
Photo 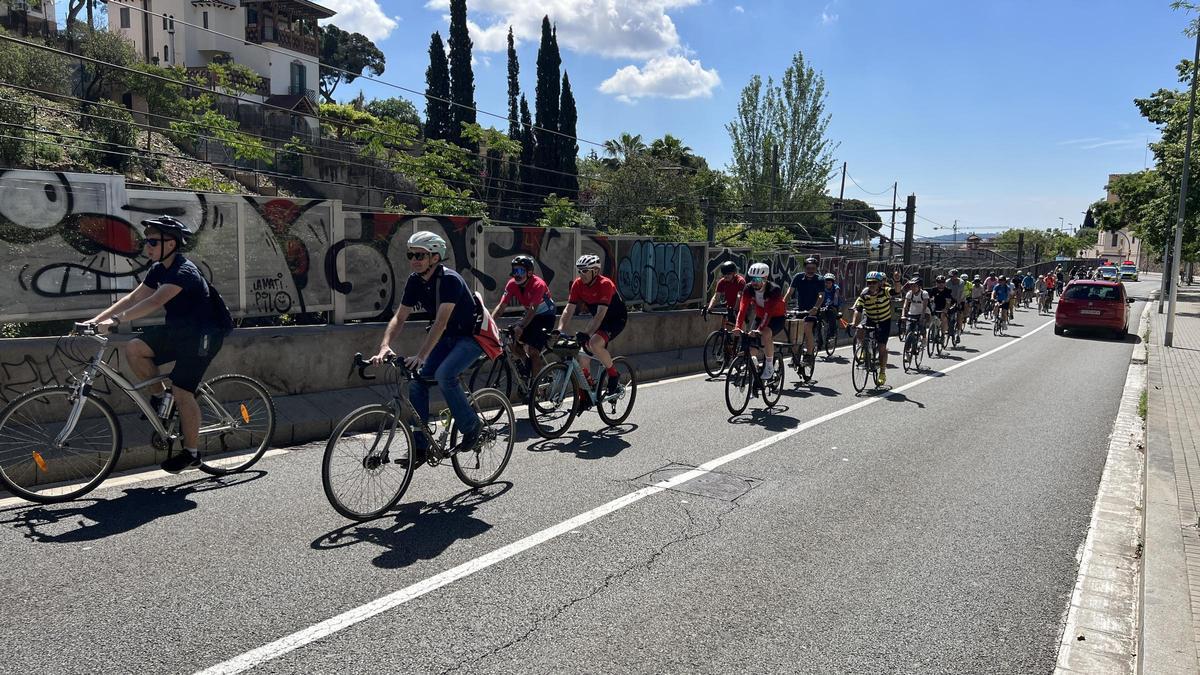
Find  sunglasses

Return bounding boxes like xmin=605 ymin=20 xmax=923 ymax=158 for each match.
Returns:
xmin=143 ymin=238 xmax=166 ymax=247
xmin=406 ymin=251 xmax=430 ymax=260
xmin=511 ymin=267 xmax=527 ymax=277
xmin=749 ymin=276 xmax=765 ymax=283
xmin=577 ymin=267 xmax=597 ymax=273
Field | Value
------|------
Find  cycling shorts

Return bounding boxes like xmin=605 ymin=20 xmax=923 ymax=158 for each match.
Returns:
xmin=861 ymin=320 xmax=891 ymax=345
xmin=137 ymin=325 xmax=224 ymax=393
xmin=519 ymin=313 xmax=555 ymax=351
xmin=755 ymin=315 xmax=786 ymax=334
xmin=594 ymin=317 xmax=626 ymax=347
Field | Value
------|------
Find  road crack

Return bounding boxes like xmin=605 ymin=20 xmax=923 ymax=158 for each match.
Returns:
xmin=438 ymin=497 xmax=744 ymax=675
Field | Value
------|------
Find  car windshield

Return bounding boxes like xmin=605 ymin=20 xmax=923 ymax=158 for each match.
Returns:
xmin=1064 ymin=285 xmax=1123 ymax=302
xmin=1120 ymin=265 xmax=1136 ymax=272
xmin=1100 ymin=267 xmax=1117 ymax=274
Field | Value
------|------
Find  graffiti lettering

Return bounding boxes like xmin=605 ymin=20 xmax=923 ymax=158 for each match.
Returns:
xmin=617 ymin=240 xmax=698 ymax=308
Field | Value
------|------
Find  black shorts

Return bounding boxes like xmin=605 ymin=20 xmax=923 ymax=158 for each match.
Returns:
xmin=519 ymin=314 xmax=555 ymax=350
xmin=755 ymin=316 xmax=786 ymax=334
xmin=596 ymin=318 xmax=626 ymax=346
xmin=137 ymin=325 xmax=223 ymax=393
xmin=863 ymin=320 xmax=891 ymax=345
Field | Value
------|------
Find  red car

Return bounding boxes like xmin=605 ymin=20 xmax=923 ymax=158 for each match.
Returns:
xmin=1054 ymin=280 xmax=1133 ymax=339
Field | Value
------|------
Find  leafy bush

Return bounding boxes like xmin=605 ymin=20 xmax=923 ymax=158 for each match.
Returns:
xmin=0 ymin=28 xmax=70 ymax=94
xmin=0 ymin=86 xmax=30 ymax=165
xmin=82 ymin=102 xmax=138 ymax=170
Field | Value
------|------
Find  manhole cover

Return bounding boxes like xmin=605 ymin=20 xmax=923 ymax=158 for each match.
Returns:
xmin=637 ymin=463 xmax=761 ymax=502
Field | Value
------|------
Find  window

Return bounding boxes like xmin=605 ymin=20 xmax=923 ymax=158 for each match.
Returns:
xmin=1065 ymin=284 xmax=1121 ymax=302
xmin=203 ymin=12 xmax=208 ymax=29
xmin=169 ymin=15 xmax=175 ymax=31
xmin=290 ymin=61 xmax=307 ymax=91
xmin=119 ymin=7 xmax=130 ymax=28
xmin=1111 ymin=232 xmax=1119 ymax=247
xmin=163 ymin=45 xmax=169 ymax=62
xmin=162 ymin=15 xmax=168 ymax=29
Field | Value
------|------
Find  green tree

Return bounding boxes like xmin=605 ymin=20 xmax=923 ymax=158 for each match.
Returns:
xmin=76 ymin=27 xmax=139 ymax=102
xmin=536 ymin=194 xmax=583 ymax=228
xmin=534 ymin=16 xmax=561 ymax=197
xmin=838 ymin=198 xmax=883 ymax=243
xmin=318 ymin=24 xmax=386 ymax=103
xmin=726 ymin=51 xmax=837 ymax=233
xmin=424 ymin=31 xmax=453 ymax=141
xmin=364 ymin=96 xmax=420 ymax=127
xmin=447 ymin=0 xmax=477 ymax=150
xmin=502 ymin=26 xmax=523 ymax=220
xmin=558 ymin=71 xmax=579 ymax=200
xmin=506 ymin=27 xmax=521 ymax=141
xmin=517 ymin=95 xmax=536 ymax=217
xmin=602 ymin=132 xmax=646 ymax=169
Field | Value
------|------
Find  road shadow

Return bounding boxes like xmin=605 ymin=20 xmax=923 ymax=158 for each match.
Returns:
xmin=934 ymin=353 xmax=965 ymax=362
xmin=311 ymin=483 xmax=512 ymax=570
xmin=784 ymin=382 xmax=840 ymax=399
xmin=0 ymin=470 xmax=266 ymax=543
xmin=1058 ymin=329 xmax=1144 ymax=345
xmin=728 ymin=405 xmax=798 ymax=431
xmin=527 ymin=424 xmax=638 ymax=460
xmin=882 ymin=391 xmax=926 ymax=408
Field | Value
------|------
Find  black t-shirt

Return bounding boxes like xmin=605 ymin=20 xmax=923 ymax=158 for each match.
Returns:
xmin=789 ymin=273 xmax=824 ymax=310
xmin=143 ymin=254 xmax=212 ymax=331
xmin=930 ymin=287 xmax=954 ymax=311
xmin=400 ymin=265 xmax=478 ymax=337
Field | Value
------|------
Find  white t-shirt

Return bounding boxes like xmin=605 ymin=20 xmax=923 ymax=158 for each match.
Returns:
xmin=905 ymin=289 xmax=930 ymax=316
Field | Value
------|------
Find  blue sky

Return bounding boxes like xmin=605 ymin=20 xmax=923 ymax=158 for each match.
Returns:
xmin=318 ymin=0 xmax=1190 ymax=237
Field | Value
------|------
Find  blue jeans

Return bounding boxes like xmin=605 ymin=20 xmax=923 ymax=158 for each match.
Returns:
xmin=409 ymin=335 xmax=482 ymax=449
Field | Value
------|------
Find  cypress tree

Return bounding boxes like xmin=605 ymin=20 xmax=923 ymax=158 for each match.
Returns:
xmin=558 ymin=71 xmax=579 ymax=200
xmin=423 ymin=32 xmax=452 ymax=141
xmin=506 ymin=27 xmax=521 ymax=141
xmin=447 ymin=0 xmax=476 ymax=150
xmin=533 ymin=16 xmax=561 ymax=197
xmin=519 ymin=95 xmax=536 ymax=220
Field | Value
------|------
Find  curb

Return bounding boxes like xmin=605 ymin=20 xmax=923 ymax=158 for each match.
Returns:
xmin=1054 ymin=299 xmax=1151 ymax=674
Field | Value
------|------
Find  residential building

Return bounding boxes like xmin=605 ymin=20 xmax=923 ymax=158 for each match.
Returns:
xmin=1079 ymin=173 xmax=1151 ymax=268
xmin=108 ymin=0 xmax=333 ymax=134
xmin=0 ymin=0 xmax=57 ymax=37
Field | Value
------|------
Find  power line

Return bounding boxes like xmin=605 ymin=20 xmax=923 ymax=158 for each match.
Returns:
xmin=846 ymin=172 xmax=894 ymax=196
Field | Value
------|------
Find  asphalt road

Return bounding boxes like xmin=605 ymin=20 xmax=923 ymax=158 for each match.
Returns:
xmin=0 ymin=280 xmax=1155 ymax=674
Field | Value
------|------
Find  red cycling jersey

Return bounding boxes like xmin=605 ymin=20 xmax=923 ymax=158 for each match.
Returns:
xmin=735 ymin=282 xmax=786 ymax=329
xmin=715 ymin=274 xmax=746 ymax=308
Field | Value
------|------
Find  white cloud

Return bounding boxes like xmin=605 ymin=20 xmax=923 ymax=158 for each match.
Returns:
xmin=599 ymin=55 xmax=720 ymax=103
xmin=319 ymin=0 xmax=399 ymax=41
xmin=733 ymin=5 xmax=745 ymax=13
xmin=1059 ymin=136 xmax=1147 ymax=150
xmin=821 ymin=2 xmax=838 ymax=25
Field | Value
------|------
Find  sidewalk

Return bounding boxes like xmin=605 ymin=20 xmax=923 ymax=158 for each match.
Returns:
xmin=1143 ymin=284 xmax=1200 ymax=674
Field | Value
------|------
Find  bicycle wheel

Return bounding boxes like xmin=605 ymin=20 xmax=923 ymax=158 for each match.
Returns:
xmin=195 ymin=374 xmax=277 ymax=475
xmin=797 ymin=349 xmax=814 ymax=382
xmin=851 ymin=342 xmax=871 ymax=393
xmin=702 ymin=331 xmax=728 ymax=377
xmin=528 ymin=361 xmax=578 ymax=439
xmin=0 ymin=386 xmax=122 ymax=504
xmin=724 ymin=356 xmax=752 ymax=415
xmin=597 ymin=357 xmax=638 ymax=426
xmin=761 ymin=354 xmax=785 ymax=407
xmin=450 ymin=388 xmax=514 ymax=487
xmin=469 ymin=355 xmax=513 ymax=402
xmin=902 ymin=335 xmax=914 ymax=373
xmin=321 ymin=404 xmax=414 ymax=521
xmin=925 ymin=327 xmax=937 ymax=358
xmin=824 ymin=324 xmax=838 ymax=357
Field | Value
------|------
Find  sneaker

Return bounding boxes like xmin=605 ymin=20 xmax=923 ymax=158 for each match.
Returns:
xmin=457 ymin=423 xmax=483 ymax=452
xmin=761 ymin=363 xmax=775 ymax=381
xmin=605 ymin=376 xmax=620 ymax=397
xmin=877 ymin=370 xmax=887 ymax=386
xmin=161 ymin=450 xmax=199 ymax=473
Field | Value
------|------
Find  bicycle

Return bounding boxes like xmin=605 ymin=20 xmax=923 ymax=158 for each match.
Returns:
xmin=900 ymin=318 xmax=924 ymax=373
xmin=1039 ymin=291 xmax=1053 ymax=315
xmin=527 ymin=335 xmax=638 ymax=439
xmin=0 ymin=324 xmax=276 ymax=504
xmin=968 ymin=299 xmax=982 ymax=329
xmin=815 ymin=306 xmax=842 ymax=358
xmin=724 ymin=332 xmax=785 ymax=415
xmin=927 ymin=312 xmax=944 ymax=358
xmin=851 ymin=323 xmax=883 ymax=394
xmin=701 ymin=307 xmax=740 ymax=377
xmin=993 ymin=303 xmax=1008 ymax=336
xmin=466 ymin=325 xmax=553 ymax=403
xmin=947 ymin=307 xmax=961 ymax=347
xmin=784 ymin=310 xmax=818 ymax=383
xmin=321 ymin=354 xmax=515 ymax=521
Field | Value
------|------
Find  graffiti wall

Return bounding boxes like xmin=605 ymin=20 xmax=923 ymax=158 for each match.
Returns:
xmin=615 ymin=239 xmax=705 ymax=309
xmin=482 ymin=226 xmax=577 ymax=310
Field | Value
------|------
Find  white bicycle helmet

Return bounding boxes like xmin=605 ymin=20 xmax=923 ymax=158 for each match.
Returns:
xmin=865 ymin=270 xmax=885 ymax=282
xmin=576 ymin=254 xmax=601 ymax=270
xmin=407 ymin=231 xmax=447 ymax=259
xmin=747 ymin=262 xmax=770 ymax=278
xmin=823 ymin=273 xmax=836 ymax=281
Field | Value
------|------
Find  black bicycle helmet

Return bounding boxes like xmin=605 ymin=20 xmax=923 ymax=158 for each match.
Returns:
xmin=719 ymin=261 xmax=738 ymax=275
xmin=511 ymin=255 xmax=535 ymax=271
xmin=140 ymin=215 xmax=193 ymax=243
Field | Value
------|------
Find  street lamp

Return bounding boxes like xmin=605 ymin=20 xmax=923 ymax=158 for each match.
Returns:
xmin=1166 ymin=24 xmax=1200 ymax=345
xmin=167 ymin=16 xmax=175 ymax=65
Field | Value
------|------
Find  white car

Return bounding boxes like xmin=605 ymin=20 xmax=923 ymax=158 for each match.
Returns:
xmin=1119 ymin=264 xmax=1139 ymax=281
xmin=1098 ymin=266 xmax=1119 ymax=281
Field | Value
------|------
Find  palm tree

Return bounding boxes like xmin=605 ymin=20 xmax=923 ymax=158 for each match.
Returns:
xmin=648 ymin=134 xmax=691 ymax=163
xmin=602 ymin=132 xmax=647 ymax=168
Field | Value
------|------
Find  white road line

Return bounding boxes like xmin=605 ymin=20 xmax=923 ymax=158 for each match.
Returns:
xmin=194 ymin=317 xmax=1055 ymax=675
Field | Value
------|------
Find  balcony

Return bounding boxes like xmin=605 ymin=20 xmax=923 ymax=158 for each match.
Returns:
xmin=245 ymin=23 xmax=318 ymax=57
xmin=186 ymin=65 xmax=271 ymax=98
xmin=288 ymin=83 xmax=317 ymax=106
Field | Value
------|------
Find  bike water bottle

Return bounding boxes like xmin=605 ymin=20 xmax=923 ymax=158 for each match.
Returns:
xmin=157 ymin=392 xmax=175 ymax=420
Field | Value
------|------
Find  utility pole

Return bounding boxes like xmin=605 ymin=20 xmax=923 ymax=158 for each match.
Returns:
xmin=1166 ymin=26 xmax=1200 ymax=346
xmin=952 ymin=219 xmax=958 ymax=244
xmin=1017 ymin=232 xmax=1025 ymax=267
xmin=836 ymin=161 xmax=847 ymax=250
xmin=889 ymin=182 xmax=898 ymax=260
xmin=903 ymin=194 xmax=916 ymax=265
xmin=701 ymin=197 xmax=716 ymax=245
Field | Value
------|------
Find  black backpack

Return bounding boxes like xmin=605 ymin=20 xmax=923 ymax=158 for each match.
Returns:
xmin=206 ymin=281 xmax=235 ymax=337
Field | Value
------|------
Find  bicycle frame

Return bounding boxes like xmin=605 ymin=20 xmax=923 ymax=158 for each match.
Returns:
xmin=543 ymin=346 xmax=610 ymax=407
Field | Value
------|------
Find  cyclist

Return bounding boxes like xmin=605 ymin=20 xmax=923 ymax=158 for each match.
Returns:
xmin=1034 ymin=274 xmax=1049 ymax=311
xmin=1020 ymin=270 xmax=1035 ymax=305
xmin=820 ymin=272 xmax=842 ymax=345
xmin=733 ymin=262 xmax=786 ymax=382
xmin=1043 ymin=270 xmax=1058 ymax=302
xmin=559 ymin=254 xmax=628 ymax=398
xmin=852 ymin=271 xmax=893 ymax=386
xmin=992 ymin=274 xmax=1012 ymax=324
xmin=490 ymin=255 xmax=555 ymax=377
xmin=373 ymin=231 xmax=484 ymax=455
xmin=706 ymin=261 xmax=746 ymax=325
xmin=970 ymin=274 xmax=986 ymax=321
xmin=930 ymin=275 xmax=956 ymax=341
xmin=947 ymin=269 xmax=967 ymax=332
xmin=1055 ymin=266 xmax=1065 ymax=295
xmin=783 ymin=257 xmax=825 ymax=369
xmin=86 ymin=215 xmax=224 ymax=473
xmin=984 ymin=271 xmax=998 ymax=294
xmin=902 ymin=276 xmax=931 ymax=351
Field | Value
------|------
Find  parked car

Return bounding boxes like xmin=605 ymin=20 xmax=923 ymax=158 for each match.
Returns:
xmin=1119 ymin=264 xmax=1139 ymax=281
xmin=1054 ymin=280 xmax=1133 ymax=339
xmin=1097 ymin=266 xmax=1119 ymax=281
